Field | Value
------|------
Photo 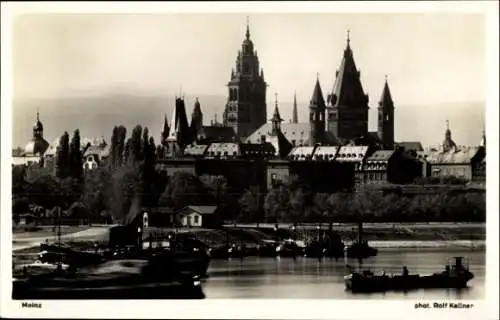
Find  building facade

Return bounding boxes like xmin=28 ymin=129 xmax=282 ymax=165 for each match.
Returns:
xmin=222 ymin=20 xmax=268 ymax=140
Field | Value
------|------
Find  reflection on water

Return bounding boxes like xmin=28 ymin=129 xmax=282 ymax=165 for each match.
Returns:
xmin=202 ymin=248 xmax=485 ymax=299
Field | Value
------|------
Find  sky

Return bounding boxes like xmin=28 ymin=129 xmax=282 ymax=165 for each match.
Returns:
xmin=10 ymin=11 xmax=488 ymax=147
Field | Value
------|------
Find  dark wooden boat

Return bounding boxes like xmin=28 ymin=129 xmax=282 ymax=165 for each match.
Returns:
xmin=257 ymin=239 xmax=279 ymax=257
xmin=304 ymin=239 xmax=345 ymax=259
xmin=39 ymin=243 xmax=105 ymax=268
xmin=344 ymin=257 xmax=474 ymax=293
xmin=13 ymin=259 xmax=204 ymax=300
xmin=276 ymin=240 xmax=303 ymax=257
xmin=345 ymin=222 xmax=378 ymax=259
xmin=345 ymin=241 xmax=378 ymax=259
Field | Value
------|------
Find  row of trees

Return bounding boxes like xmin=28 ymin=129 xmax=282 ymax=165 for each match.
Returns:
xmin=262 ymin=178 xmax=485 ymax=223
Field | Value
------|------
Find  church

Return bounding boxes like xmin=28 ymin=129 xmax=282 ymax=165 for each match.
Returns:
xmin=245 ymin=30 xmax=394 ymax=151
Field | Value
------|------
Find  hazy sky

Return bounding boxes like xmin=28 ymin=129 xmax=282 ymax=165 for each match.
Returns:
xmin=13 ymin=13 xmax=485 ymax=105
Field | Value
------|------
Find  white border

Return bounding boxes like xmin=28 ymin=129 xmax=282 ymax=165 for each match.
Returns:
xmin=1 ymin=2 xmax=499 ymax=319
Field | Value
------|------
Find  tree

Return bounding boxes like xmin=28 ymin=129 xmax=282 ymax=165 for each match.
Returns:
xmin=110 ymin=126 xmax=119 ymax=167
xmin=55 ymin=132 xmax=70 ymax=179
xmin=200 ymin=175 xmax=228 ymax=203
xmin=26 ymin=173 xmax=62 ymax=209
xmin=108 ymin=163 xmax=142 ymax=223
xmin=238 ymin=188 xmax=259 ymax=222
xmin=130 ymin=125 xmax=143 ymax=163
xmin=12 ymin=165 xmax=28 ymax=196
xmin=83 ymin=165 xmax=112 ymax=220
xmin=289 ymin=188 xmax=306 ymax=222
xmin=159 ymin=172 xmax=208 ymax=210
xmin=263 ymin=185 xmax=290 ymax=222
xmin=69 ymin=129 xmax=83 ymax=180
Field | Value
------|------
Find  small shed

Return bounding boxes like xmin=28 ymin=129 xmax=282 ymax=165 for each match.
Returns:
xmin=176 ymin=205 xmax=217 ymax=228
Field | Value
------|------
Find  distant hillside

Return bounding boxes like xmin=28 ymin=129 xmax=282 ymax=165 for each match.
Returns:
xmin=12 ymin=94 xmax=485 ymax=149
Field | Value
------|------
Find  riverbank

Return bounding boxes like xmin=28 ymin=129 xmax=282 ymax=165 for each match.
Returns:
xmin=189 ymin=223 xmax=486 ymax=243
xmin=11 ymin=222 xmax=486 ymax=254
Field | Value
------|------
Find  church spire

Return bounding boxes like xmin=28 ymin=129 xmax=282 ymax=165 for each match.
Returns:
xmin=246 ymin=16 xmax=250 ymax=40
xmin=190 ymin=97 xmax=203 ymax=142
xmin=442 ymin=119 xmax=457 ymax=152
xmin=161 ymin=112 xmax=170 ymax=145
xmin=310 ymin=77 xmax=326 ymax=110
xmin=292 ymin=91 xmax=298 ymax=124
xmin=379 ymin=74 xmax=394 ymax=108
xmin=378 ymin=75 xmax=395 ymax=149
xmin=33 ymin=108 xmax=44 ymax=138
xmin=271 ymin=93 xmax=283 ymax=136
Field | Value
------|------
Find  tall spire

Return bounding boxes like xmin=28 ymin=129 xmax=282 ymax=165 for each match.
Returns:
xmin=271 ymin=93 xmax=283 ymax=135
xmin=442 ymin=119 xmax=457 ymax=152
xmin=330 ymin=29 xmax=367 ymax=107
xmin=310 ymin=77 xmax=326 ymax=110
xmin=246 ymin=16 xmax=250 ymax=40
xmin=33 ymin=108 xmax=43 ymax=134
xmin=379 ymin=74 xmax=394 ymax=108
xmin=292 ymin=91 xmax=298 ymax=124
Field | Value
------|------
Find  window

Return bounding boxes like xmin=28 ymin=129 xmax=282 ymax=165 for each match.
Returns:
xmin=271 ymin=173 xmax=279 ymax=187
xmin=243 ymin=63 xmax=249 ymax=74
xmin=385 ymin=115 xmax=389 ymax=121
xmin=194 ymin=215 xmax=200 ymax=224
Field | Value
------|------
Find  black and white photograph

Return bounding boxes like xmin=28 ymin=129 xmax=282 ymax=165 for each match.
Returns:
xmin=1 ymin=2 xmax=498 ymax=319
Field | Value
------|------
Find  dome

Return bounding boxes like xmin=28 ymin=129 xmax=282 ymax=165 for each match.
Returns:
xmin=23 ymin=137 xmax=49 ymax=156
xmin=33 ymin=111 xmax=43 ymax=132
xmin=33 ymin=119 xmax=43 ymax=131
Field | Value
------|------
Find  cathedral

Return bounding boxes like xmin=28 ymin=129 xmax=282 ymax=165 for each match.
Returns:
xmin=246 ymin=31 xmax=395 ymax=150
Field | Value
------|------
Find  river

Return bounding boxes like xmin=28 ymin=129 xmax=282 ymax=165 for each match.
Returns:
xmin=201 ymin=248 xmax=485 ymax=299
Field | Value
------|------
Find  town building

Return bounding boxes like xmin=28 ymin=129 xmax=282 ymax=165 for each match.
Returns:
xmin=417 ymin=122 xmax=486 ymax=181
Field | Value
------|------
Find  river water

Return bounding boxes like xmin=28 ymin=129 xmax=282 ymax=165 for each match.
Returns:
xmin=202 ymin=248 xmax=485 ymax=299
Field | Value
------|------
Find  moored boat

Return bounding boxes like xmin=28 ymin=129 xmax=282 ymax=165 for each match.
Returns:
xmin=13 ymin=259 xmax=204 ymax=300
xmin=344 ymin=256 xmax=474 ymax=293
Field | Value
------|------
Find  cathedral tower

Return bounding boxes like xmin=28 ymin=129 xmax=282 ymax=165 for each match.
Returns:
xmin=166 ymin=97 xmax=190 ymax=157
xmin=190 ymin=97 xmax=203 ymax=141
xmin=377 ymin=76 xmax=395 ymax=149
xmin=326 ymin=31 xmax=369 ymax=141
xmin=223 ymin=18 xmax=267 ymax=140
xmin=292 ymin=91 xmax=298 ymax=124
xmin=309 ymin=75 xmax=326 ymax=145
